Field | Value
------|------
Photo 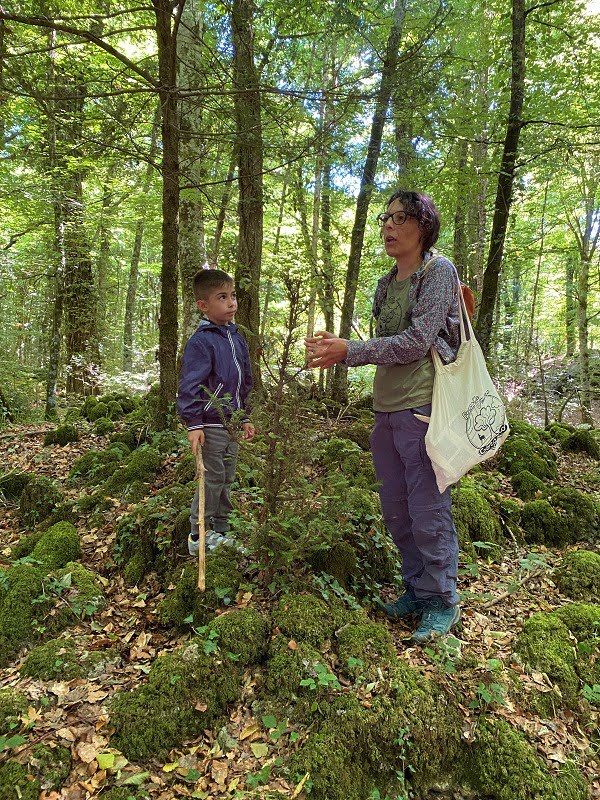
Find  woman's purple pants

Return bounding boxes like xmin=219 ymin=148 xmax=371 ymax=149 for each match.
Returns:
xmin=370 ymin=407 xmax=460 ymax=607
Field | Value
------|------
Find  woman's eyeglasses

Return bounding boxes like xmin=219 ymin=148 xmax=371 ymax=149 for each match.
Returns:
xmin=376 ymin=210 xmax=417 ymax=227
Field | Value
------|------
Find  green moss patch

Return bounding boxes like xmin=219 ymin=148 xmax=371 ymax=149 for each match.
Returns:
xmin=29 ymin=522 xmax=81 ymax=570
xmin=465 ymin=717 xmax=587 ymax=800
xmin=561 ymin=429 xmax=600 ymax=460
xmin=554 ymin=550 xmax=600 ymax=601
xmin=94 ymin=417 xmax=115 ymax=435
xmin=19 ymin=475 xmax=63 ymax=528
xmin=0 ymin=688 xmax=28 ymax=734
xmin=264 ymin=634 xmax=327 ymax=698
xmin=0 ymin=564 xmax=45 ymax=666
xmin=520 ymin=500 xmax=570 ymax=547
xmin=548 ymin=487 xmax=598 ymax=540
xmin=452 ymin=484 xmax=503 ymax=560
xmin=0 ymin=761 xmax=40 ymax=800
xmin=510 ymin=469 xmax=546 ymax=501
xmin=209 ymin=607 xmax=270 ymax=666
xmin=21 ymin=637 xmax=117 ymax=681
xmin=500 ymin=436 xmax=558 ymax=481
xmin=43 ymin=424 xmax=79 ymax=446
xmin=272 ymin=594 xmax=336 ymax=647
xmin=0 ymin=471 xmax=31 ymax=501
xmin=29 ymin=743 xmax=71 ymax=791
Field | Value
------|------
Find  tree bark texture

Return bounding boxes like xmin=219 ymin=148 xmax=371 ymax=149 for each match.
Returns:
xmin=231 ymin=0 xmax=264 ymax=393
xmin=475 ymin=0 xmax=525 ymax=358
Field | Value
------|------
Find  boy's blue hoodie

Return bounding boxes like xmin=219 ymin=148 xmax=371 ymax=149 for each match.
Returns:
xmin=177 ymin=319 xmax=253 ymax=431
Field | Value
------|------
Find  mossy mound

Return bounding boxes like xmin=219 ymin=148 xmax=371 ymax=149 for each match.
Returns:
xmin=10 ymin=530 xmax=45 ymax=561
xmin=159 ymin=552 xmax=241 ymax=628
xmin=264 ymin=634 xmax=327 ymax=698
xmin=48 ymin=562 xmax=105 ymax=625
xmin=272 ymin=594 xmax=337 ymax=648
xmin=176 ymin=450 xmax=197 ymax=484
xmin=21 ymin=637 xmax=119 ymax=681
xmin=500 ymin=435 xmax=558 ymax=480
xmin=98 ymin=392 xmax=139 ymax=415
xmin=68 ymin=443 xmax=130 ymax=485
xmin=29 ymin=743 xmax=71 ymax=791
xmin=336 ymin=621 xmax=396 ymax=679
xmin=498 ymin=497 xmax=522 ymax=542
xmin=554 ymin=550 xmax=600 ymax=601
xmin=29 ymin=522 xmax=81 ymax=571
xmin=150 ymin=430 xmax=181 ymax=455
xmin=465 ymin=717 xmax=587 ymax=800
xmin=102 ymin=445 xmax=162 ymax=498
xmin=548 ymin=487 xmax=598 ymax=540
xmin=109 ymin=637 xmax=244 ymax=762
xmin=0 ymin=471 xmax=31 ymax=501
xmin=553 ymin=601 xmax=600 ymax=641
xmin=106 ymin=400 xmax=124 ymax=420
xmin=307 ymin=538 xmax=358 ymax=588
xmin=0 ymin=564 xmax=45 ymax=666
xmin=520 ymin=500 xmax=570 ymax=547
xmin=209 ymin=607 xmax=270 ymax=666
xmin=88 ymin=401 xmax=109 ymax=422
xmin=109 ymin=429 xmax=139 ymax=451
xmin=320 ymin=437 xmax=377 ymax=486
xmin=0 ymin=761 xmax=40 ymax=800
xmin=561 ymin=429 xmax=600 ymax=460
xmin=19 ymin=475 xmax=63 ymax=527
xmin=289 ymin=731 xmax=372 ymax=800
xmin=510 ymin=469 xmax=546 ymax=501
xmin=114 ymin=483 xmax=195 ymax=584
xmin=544 ymin=422 xmax=575 ymax=444
xmin=0 ymin=687 xmax=28 ymax=733
xmin=94 ymin=417 xmax=115 ymax=435
xmin=43 ymin=424 xmax=79 ymax=447
xmin=339 ymin=419 xmax=372 ymax=451
xmin=514 ymin=613 xmax=579 ymax=711
xmin=507 ymin=419 xmax=544 ymax=441
xmin=452 ymin=485 xmax=503 ymax=561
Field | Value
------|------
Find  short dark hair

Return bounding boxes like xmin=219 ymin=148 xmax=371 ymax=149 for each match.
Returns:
xmin=193 ymin=268 xmax=234 ymax=301
xmin=386 ymin=190 xmax=440 ymax=255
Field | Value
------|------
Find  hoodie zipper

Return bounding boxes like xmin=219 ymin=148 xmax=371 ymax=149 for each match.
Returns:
xmin=226 ymin=327 xmax=242 ymax=408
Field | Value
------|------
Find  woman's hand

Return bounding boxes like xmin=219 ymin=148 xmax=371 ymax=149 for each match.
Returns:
xmin=305 ymin=331 xmax=348 ymax=369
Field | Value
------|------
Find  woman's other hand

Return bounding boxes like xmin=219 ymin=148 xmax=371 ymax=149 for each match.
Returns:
xmin=305 ymin=331 xmax=348 ymax=369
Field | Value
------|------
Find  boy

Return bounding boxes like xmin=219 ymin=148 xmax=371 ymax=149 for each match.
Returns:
xmin=178 ymin=269 xmax=255 ymax=554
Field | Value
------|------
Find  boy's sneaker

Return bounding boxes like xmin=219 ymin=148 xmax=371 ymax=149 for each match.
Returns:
xmin=411 ymin=598 xmax=461 ymax=644
xmin=188 ymin=531 xmax=237 ymax=555
xmin=383 ymin=586 xmax=426 ymax=620
xmin=188 ymin=533 xmax=201 ymax=556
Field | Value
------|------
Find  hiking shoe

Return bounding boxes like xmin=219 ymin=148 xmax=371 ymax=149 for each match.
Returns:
xmin=411 ymin=598 xmax=461 ymax=644
xmin=188 ymin=530 xmax=224 ymax=555
xmin=383 ymin=586 xmax=425 ymax=620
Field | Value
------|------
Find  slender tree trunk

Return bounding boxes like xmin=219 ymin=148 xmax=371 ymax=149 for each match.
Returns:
xmin=332 ymin=0 xmax=406 ymax=401
xmin=565 ymin=252 xmax=576 ymax=358
xmin=577 ymin=253 xmax=592 ymax=424
xmin=525 ymin=180 xmax=549 ymax=368
xmin=209 ymin=147 xmax=237 ymax=264
xmin=123 ymin=104 xmax=161 ymax=372
xmin=475 ymin=0 xmax=525 ymax=357
xmin=154 ymin=1 xmax=180 ymax=428
xmin=261 ymin=176 xmax=288 ymax=341
xmin=453 ymin=136 xmax=470 ymax=281
xmin=231 ymin=0 xmax=263 ymax=392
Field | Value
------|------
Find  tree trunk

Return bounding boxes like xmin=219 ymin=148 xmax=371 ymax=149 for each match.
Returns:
xmin=154 ymin=1 xmax=180 ymax=429
xmin=452 ymin=136 xmax=470 ymax=281
xmin=209 ymin=147 xmax=237 ymax=265
xmin=178 ymin=0 xmax=207 ymax=349
xmin=475 ymin=0 xmax=525 ymax=357
xmin=565 ymin=252 xmax=576 ymax=358
xmin=231 ymin=0 xmax=263 ymax=393
xmin=123 ymin=104 xmax=161 ymax=372
xmin=332 ymin=0 xmax=406 ymax=401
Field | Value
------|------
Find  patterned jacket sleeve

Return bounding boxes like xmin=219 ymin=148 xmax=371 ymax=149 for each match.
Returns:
xmin=345 ymin=258 xmax=457 ymax=367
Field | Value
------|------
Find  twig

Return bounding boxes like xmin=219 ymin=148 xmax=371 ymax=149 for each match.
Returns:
xmin=482 ymin=567 xmax=544 ymax=609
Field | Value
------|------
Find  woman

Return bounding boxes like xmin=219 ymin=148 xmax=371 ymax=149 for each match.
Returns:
xmin=306 ymin=190 xmax=461 ymax=643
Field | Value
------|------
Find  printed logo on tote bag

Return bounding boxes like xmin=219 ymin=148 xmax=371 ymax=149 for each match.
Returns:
xmin=464 ymin=392 xmax=509 ymax=455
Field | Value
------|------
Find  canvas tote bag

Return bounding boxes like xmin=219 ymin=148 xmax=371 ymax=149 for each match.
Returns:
xmin=424 ymin=270 xmax=509 ymax=493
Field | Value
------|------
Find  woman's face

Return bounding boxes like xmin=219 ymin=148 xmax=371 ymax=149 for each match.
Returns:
xmin=381 ymin=199 xmax=424 ymax=263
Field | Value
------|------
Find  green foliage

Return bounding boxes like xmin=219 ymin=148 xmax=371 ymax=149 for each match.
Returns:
xmin=19 ymin=475 xmax=63 ymax=528
xmin=43 ymin=424 xmax=79 ymax=446
xmin=554 ymin=550 xmax=600 ymax=601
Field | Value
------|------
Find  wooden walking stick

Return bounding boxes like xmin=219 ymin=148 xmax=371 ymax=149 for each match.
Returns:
xmin=196 ymin=446 xmax=206 ymax=592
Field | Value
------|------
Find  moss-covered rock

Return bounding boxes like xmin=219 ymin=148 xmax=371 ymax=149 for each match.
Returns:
xmin=21 ymin=637 xmax=83 ymax=680
xmin=81 ymin=395 xmax=99 ymax=420
xmin=19 ymin=475 xmax=63 ymax=527
xmin=0 ymin=564 xmax=45 ymax=665
xmin=548 ymin=487 xmax=598 ymax=540
xmin=176 ymin=450 xmax=197 ymax=484
xmin=209 ymin=607 xmax=270 ymax=666
xmin=88 ymin=401 xmax=109 ymax=422
xmin=51 ymin=562 xmax=105 ymax=621
xmin=102 ymin=445 xmax=162 ymax=497
xmin=307 ymin=539 xmax=358 ymax=588
xmin=10 ymin=530 xmax=45 ymax=561
xmin=544 ymin=422 xmax=575 ymax=444
xmin=452 ymin=485 xmax=503 ymax=560
xmin=510 ymin=470 xmax=546 ymax=501
xmin=0 ymin=687 xmax=28 ymax=733
xmin=320 ymin=438 xmax=377 ymax=486
xmin=272 ymin=594 xmax=336 ymax=647
xmin=0 ymin=761 xmax=40 ymax=800
xmin=464 ymin=717 xmax=587 ymax=800
xmin=110 ymin=638 xmax=242 ymax=762
xmin=507 ymin=419 xmax=544 ymax=441
xmin=94 ymin=417 xmax=115 ymax=435
xmin=514 ymin=613 xmax=579 ymax=711
xmin=500 ymin=436 xmax=558 ymax=480
xmin=107 ymin=400 xmax=124 ymax=420
xmin=264 ymin=634 xmax=327 ymax=698
xmin=151 ymin=430 xmax=180 ymax=455
xmin=520 ymin=500 xmax=570 ymax=546
xmin=29 ymin=743 xmax=71 ymax=791
xmin=0 ymin=471 xmax=31 ymax=501
xmin=109 ymin=429 xmax=139 ymax=451
xmin=43 ymin=424 xmax=79 ymax=446
xmin=160 ymin=553 xmax=241 ymax=628
xmin=554 ymin=550 xmax=600 ymax=601
xmin=30 ymin=522 xmax=81 ymax=571
xmin=553 ymin=601 xmax=600 ymax=641
xmin=339 ymin=419 xmax=372 ymax=451
xmin=561 ymin=429 xmax=600 ymax=460
xmin=336 ymin=621 xmax=395 ymax=680
xmin=289 ymin=731 xmax=371 ymax=800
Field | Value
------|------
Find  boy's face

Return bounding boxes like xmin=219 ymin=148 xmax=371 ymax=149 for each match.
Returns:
xmin=196 ymin=282 xmax=238 ymax=325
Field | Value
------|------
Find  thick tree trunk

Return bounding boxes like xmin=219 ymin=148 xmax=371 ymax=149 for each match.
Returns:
xmin=332 ymin=0 xmax=406 ymax=402
xmin=178 ymin=0 xmax=207 ymax=349
xmin=475 ymin=0 xmax=525 ymax=357
xmin=154 ymin=1 xmax=180 ymax=429
xmin=231 ymin=0 xmax=263 ymax=392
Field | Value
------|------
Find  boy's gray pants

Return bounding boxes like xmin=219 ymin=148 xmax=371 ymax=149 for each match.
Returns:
xmin=190 ymin=427 xmax=239 ymax=535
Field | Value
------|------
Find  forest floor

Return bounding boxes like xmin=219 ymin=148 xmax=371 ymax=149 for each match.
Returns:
xmin=0 ymin=420 xmax=599 ymax=800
